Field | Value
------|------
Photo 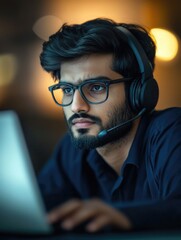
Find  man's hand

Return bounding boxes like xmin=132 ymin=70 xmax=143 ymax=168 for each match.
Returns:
xmin=47 ymin=199 xmax=132 ymax=232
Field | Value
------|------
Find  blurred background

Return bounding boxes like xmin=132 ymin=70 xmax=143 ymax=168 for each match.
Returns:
xmin=0 ymin=0 xmax=181 ymax=173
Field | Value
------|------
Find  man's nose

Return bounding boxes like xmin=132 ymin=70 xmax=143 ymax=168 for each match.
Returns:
xmin=71 ymin=90 xmax=90 ymax=113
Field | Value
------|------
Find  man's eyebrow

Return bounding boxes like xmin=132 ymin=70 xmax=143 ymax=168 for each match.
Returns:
xmin=85 ymin=76 xmax=112 ymax=81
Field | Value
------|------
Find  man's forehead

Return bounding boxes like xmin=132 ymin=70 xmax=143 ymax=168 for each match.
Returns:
xmin=60 ymin=54 xmax=121 ymax=83
xmin=61 ymin=54 xmax=113 ymax=69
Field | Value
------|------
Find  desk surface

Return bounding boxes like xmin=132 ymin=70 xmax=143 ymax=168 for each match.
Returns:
xmin=1 ymin=230 xmax=181 ymax=240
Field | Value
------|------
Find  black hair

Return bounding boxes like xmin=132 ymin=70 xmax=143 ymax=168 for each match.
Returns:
xmin=40 ymin=18 xmax=156 ymax=81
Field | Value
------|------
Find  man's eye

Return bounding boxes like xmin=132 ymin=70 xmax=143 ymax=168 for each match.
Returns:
xmin=62 ymin=87 xmax=73 ymax=95
xmin=90 ymin=84 xmax=106 ymax=93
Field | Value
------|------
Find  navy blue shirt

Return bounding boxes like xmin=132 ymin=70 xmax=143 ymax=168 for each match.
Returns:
xmin=38 ymin=108 xmax=181 ymax=230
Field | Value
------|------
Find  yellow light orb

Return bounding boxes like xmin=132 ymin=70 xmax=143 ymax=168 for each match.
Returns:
xmin=33 ymin=15 xmax=62 ymax=40
xmin=0 ymin=54 xmax=18 ymax=86
xmin=150 ymin=28 xmax=179 ymax=61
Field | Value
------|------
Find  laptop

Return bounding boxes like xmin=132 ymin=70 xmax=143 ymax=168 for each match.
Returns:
xmin=0 ymin=110 xmax=52 ymax=234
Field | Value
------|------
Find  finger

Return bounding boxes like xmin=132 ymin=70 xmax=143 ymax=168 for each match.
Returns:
xmin=86 ymin=212 xmax=131 ymax=232
xmin=47 ymin=199 xmax=82 ymax=223
xmin=85 ymin=215 xmax=110 ymax=232
xmin=112 ymin=210 xmax=132 ymax=230
xmin=61 ymin=206 xmax=98 ymax=230
xmin=86 ymin=206 xmax=132 ymax=232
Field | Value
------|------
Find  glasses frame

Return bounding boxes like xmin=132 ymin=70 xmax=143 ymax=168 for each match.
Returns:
xmin=48 ymin=77 xmax=133 ymax=107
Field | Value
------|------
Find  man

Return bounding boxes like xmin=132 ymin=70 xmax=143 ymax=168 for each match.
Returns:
xmin=39 ymin=18 xmax=181 ymax=232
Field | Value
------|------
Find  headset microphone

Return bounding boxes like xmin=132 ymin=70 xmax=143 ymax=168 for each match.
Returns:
xmin=98 ymin=108 xmax=146 ymax=139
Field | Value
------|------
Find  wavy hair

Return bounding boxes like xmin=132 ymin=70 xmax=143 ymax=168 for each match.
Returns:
xmin=40 ymin=18 xmax=156 ymax=81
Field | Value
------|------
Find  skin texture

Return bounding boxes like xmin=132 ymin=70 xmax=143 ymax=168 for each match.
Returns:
xmin=47 ymin=54 xmax=139 ymax=232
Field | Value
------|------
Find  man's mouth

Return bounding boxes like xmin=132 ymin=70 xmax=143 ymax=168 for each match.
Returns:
xmin=72 ymin=118 xmax=96 ymax=129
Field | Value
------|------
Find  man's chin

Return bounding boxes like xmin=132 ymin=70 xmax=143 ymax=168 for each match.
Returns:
xmin=70 ymin=134 xmax=101 ymax=149
xmin=69 ymin=132 xmax=118 ymax=150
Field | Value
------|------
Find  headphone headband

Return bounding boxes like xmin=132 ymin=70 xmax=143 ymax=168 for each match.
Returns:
xmin=116 ymin=26 xmax=153 ymax=84
xmin=116 ymin=26 xmax=159 ymax=113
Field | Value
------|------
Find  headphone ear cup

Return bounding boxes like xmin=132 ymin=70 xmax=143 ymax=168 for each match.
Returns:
xmin=129 ymin=78 xmax=159 ymax=113
xmin=129 ymin=79 xmax=141 ymax=112
xmin=140 ymin=78 xmax=159 ymax=111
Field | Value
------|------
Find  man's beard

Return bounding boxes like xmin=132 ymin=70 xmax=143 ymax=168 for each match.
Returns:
xmin=66 ymin=100 xmax=135 ymax=150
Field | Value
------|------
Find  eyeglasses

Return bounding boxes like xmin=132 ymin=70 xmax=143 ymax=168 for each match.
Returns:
xmin=48 ymin=77 xmax=133 ymax=107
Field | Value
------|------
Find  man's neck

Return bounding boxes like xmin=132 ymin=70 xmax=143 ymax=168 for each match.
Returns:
xmin=96 ymin=119 xmax=140 ymax=175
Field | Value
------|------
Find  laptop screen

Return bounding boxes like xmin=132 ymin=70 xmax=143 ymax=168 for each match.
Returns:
xmin=0 ymin=111 xmax=52 ymax=234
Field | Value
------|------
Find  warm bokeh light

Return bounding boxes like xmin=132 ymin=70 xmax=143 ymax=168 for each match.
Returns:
xmin=150 ymin=28 xmax=179 ymax=61
xmin=32 ymin=15 xmax=62 ymax=40
xmin=0 ymin=54 xmax=18 ymax=86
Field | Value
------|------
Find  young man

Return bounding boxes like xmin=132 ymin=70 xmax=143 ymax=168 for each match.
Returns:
xmin=39 ymin=18 xmax=181 ymax=232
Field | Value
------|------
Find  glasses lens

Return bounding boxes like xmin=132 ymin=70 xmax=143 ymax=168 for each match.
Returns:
xmin=81 ymin=81 xmax=108 ymax=103
xmin=53 ymin=85 xmax=73 ymax=106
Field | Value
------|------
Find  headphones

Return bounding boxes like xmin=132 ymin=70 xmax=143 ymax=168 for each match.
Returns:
xmin=116 ymin=26 xmax=159 ymax=113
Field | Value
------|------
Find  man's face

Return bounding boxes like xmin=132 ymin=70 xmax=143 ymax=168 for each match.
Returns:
xmin=61 ymin=54 xmax=133 ymax=149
